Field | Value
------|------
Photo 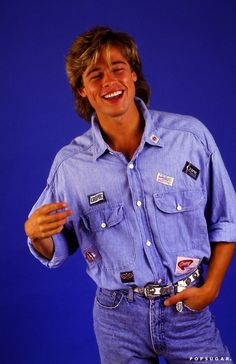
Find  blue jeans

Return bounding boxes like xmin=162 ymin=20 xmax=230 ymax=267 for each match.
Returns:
xmin=93 ymin=288 xmax=233 ymax=364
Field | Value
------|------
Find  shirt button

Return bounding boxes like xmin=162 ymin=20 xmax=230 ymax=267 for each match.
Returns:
xmin=176 ymin=204 xmax=182 ymax=211
xmin=101 ymin=222 xmax=107 ymax=228
xmin=136 ymin=200 xmax=142 ymax=207
xmin=146 ymin=240 xmax=152 ymax=247
xmin=128 ymin=163 xmax=134 ymax=169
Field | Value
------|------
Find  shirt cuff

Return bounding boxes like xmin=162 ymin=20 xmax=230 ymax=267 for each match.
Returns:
xmin=208 ymin=222 xmax=236 ymax=243
xmin=27 ymin=233 xmax=70 ymax=268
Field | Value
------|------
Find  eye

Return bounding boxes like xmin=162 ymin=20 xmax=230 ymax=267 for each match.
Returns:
xmin=113 ymin=67 xmax=124 ymax=73
xmin=90 ymin=72 xmax=103 ymax=81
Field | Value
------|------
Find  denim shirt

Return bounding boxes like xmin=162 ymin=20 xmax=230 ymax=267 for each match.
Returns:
xmin=28 ymin=98 xmax=236 ymax=289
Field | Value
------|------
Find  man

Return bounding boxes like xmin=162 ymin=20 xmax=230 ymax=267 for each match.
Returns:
xmin=25 ymin=26 xmax=236 ymax=363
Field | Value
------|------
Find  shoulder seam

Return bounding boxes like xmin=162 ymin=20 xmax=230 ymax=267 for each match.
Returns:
xmin=150 ymin=111 xmax=215 ymax=155
xmin=47 ymin=143 xmax=93 ymax=185
xmin=159 ymin=124 xmax=213 ymax=156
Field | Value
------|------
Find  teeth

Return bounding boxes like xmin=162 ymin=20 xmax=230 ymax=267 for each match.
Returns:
xmin=104 ymin=91 xmax=122 ymax=99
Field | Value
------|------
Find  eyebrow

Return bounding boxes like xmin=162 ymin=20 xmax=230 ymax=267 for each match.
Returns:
xmin=85 ymin=61 xmax=127 ymax=78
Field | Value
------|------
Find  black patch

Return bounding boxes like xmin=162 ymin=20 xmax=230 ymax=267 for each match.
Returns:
xmin=88 ymin=191 xmax=106 ymax=206
xmin=120 ymin=271 xmax=134 ymax=283
xmin=182 ymin=161 xmax=200 ymax=180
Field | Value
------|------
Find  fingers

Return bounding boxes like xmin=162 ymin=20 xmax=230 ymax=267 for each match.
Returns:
xmin=37 ymin=209 xmax=72 ymax=224
xmin=34 ymin=202 xmax=68 ymax=215
xmin=38 ymin=225 xmax=65 ymax=239
xmin=25 ymin=202 xmax=72 ymax=240
xmin=164 ymin=291 xmax=186 ymax=307
xmin=39 ymin=218 xmax=66 ymax=232
xmin=163 ymin=287 xmax=203 ymax=311
xmin=164 ymin=287 xmax=196 ymax=307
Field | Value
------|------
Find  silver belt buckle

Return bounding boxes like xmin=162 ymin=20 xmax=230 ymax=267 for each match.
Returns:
xmin=144 ymin=284 xmax=160 ymax=299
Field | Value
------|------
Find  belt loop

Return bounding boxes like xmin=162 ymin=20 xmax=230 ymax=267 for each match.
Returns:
xmin=127 ymin=288 xmax=134 ymax=302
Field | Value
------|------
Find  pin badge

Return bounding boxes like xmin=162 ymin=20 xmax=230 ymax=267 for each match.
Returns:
xmin=150 ymin=134 xmax=160 ymax=144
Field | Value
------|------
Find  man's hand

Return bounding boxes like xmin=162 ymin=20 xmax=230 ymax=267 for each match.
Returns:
xmin=164 ymin=284 xmax=217 ymax=312
xmin=25 ymin=202 xmax=72 ymax=241
xmin=164 ymin=242 xmax=235 ymax=311
xmin=24 ymin=202 xmax=72 ymax=260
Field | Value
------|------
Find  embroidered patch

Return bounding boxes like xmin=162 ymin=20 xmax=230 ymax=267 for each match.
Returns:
xmin=120 ymin=271 xmax=134 ymax=283
xmin=182 ymin=161 xmax=200 ymax=180
xmin=156 ymin=172 xmax=174 ymax=186
xmin=83 ymin=247 xmax=101 ymax=264
xmin=176 ymin=256 xmax=200 ymax=275
xmin=88 ymin=191 xmax=106 ymax=206
xmin=85 ymin=251 xmax=96 ymax=263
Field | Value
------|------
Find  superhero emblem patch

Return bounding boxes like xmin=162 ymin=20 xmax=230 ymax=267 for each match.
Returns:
xmin=175 ymin=256 xmax=200 ymax=275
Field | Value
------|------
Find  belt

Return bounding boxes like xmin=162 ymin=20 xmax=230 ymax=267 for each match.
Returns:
xmin=133 ymin=268 xmax=201 ymax=299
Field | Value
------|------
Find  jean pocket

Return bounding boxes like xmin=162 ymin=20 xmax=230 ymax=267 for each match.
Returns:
xmin=95 ymin=288 xmax=124 ymax=309
xmin=182 ymin=302 xmax=210 ymax=315
xmin=183 ymin=302 xmax=201 ymax=312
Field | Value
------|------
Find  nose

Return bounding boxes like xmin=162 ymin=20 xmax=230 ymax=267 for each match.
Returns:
xmin=102 ymin=70 xmax=116 ymax=88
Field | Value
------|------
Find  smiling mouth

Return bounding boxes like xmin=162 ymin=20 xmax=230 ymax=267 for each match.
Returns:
xmin=103 ymin=90 xmax=124 ymax=100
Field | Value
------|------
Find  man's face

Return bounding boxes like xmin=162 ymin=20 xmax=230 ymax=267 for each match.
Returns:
xmin=79 ymin=46 xmax=137 ymax=122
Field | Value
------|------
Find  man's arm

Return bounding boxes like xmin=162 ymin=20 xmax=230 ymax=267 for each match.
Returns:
xmin=164 ymin=242 xmax=235 ymax=310
xmin=24 ymin=202 xmax=72 ymax=260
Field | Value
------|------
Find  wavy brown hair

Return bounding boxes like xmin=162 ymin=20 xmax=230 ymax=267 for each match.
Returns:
xmin=66 ymin=26 xmax=150 ymax=122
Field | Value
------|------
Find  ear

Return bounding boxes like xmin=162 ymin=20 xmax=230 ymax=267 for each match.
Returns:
xmin=132 ymin=71 xmax=137 ymax=82
xmin=77 ymin=87 xmax=87 ymax=98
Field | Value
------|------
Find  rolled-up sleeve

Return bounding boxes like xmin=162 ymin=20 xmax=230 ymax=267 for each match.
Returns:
xmin=27 ymin=183 xmax=79 ymax=268
xmin=205 ymin=146 xmax=236 ymax=243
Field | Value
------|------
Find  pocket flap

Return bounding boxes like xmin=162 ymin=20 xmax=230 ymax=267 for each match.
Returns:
xmin=153 ymin=190 xmax=205 ymax=213
xmin=81 ymin=205 xmax=124 ymax=231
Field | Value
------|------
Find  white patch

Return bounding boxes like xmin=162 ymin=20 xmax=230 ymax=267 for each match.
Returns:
xmin=176 ymin=256 xmax=200 ymax=275
xmin=156 ymin=172 xmax=174 ymax=186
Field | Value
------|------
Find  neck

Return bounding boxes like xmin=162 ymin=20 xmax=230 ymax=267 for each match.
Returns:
xmin=97 ymin=104 xmax=144 ymax=160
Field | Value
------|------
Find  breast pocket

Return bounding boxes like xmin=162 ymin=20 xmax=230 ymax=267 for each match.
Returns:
xmin=80 ymin=204 xmax=135 ymax=271
xmin=153 ymin=189 xmax=208 ymax=253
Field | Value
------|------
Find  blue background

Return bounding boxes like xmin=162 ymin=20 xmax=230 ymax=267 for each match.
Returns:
xmin=1 ymin=1 xmax=236 ymax=363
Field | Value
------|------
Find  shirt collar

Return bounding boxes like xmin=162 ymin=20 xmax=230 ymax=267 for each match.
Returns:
xmin=91 ymin=97 xmax=163 ymax=161
xmin=136 ymin=97 xmax=164 ymax=148
xmin=91 ymin=115 xmax=109 ymax=161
